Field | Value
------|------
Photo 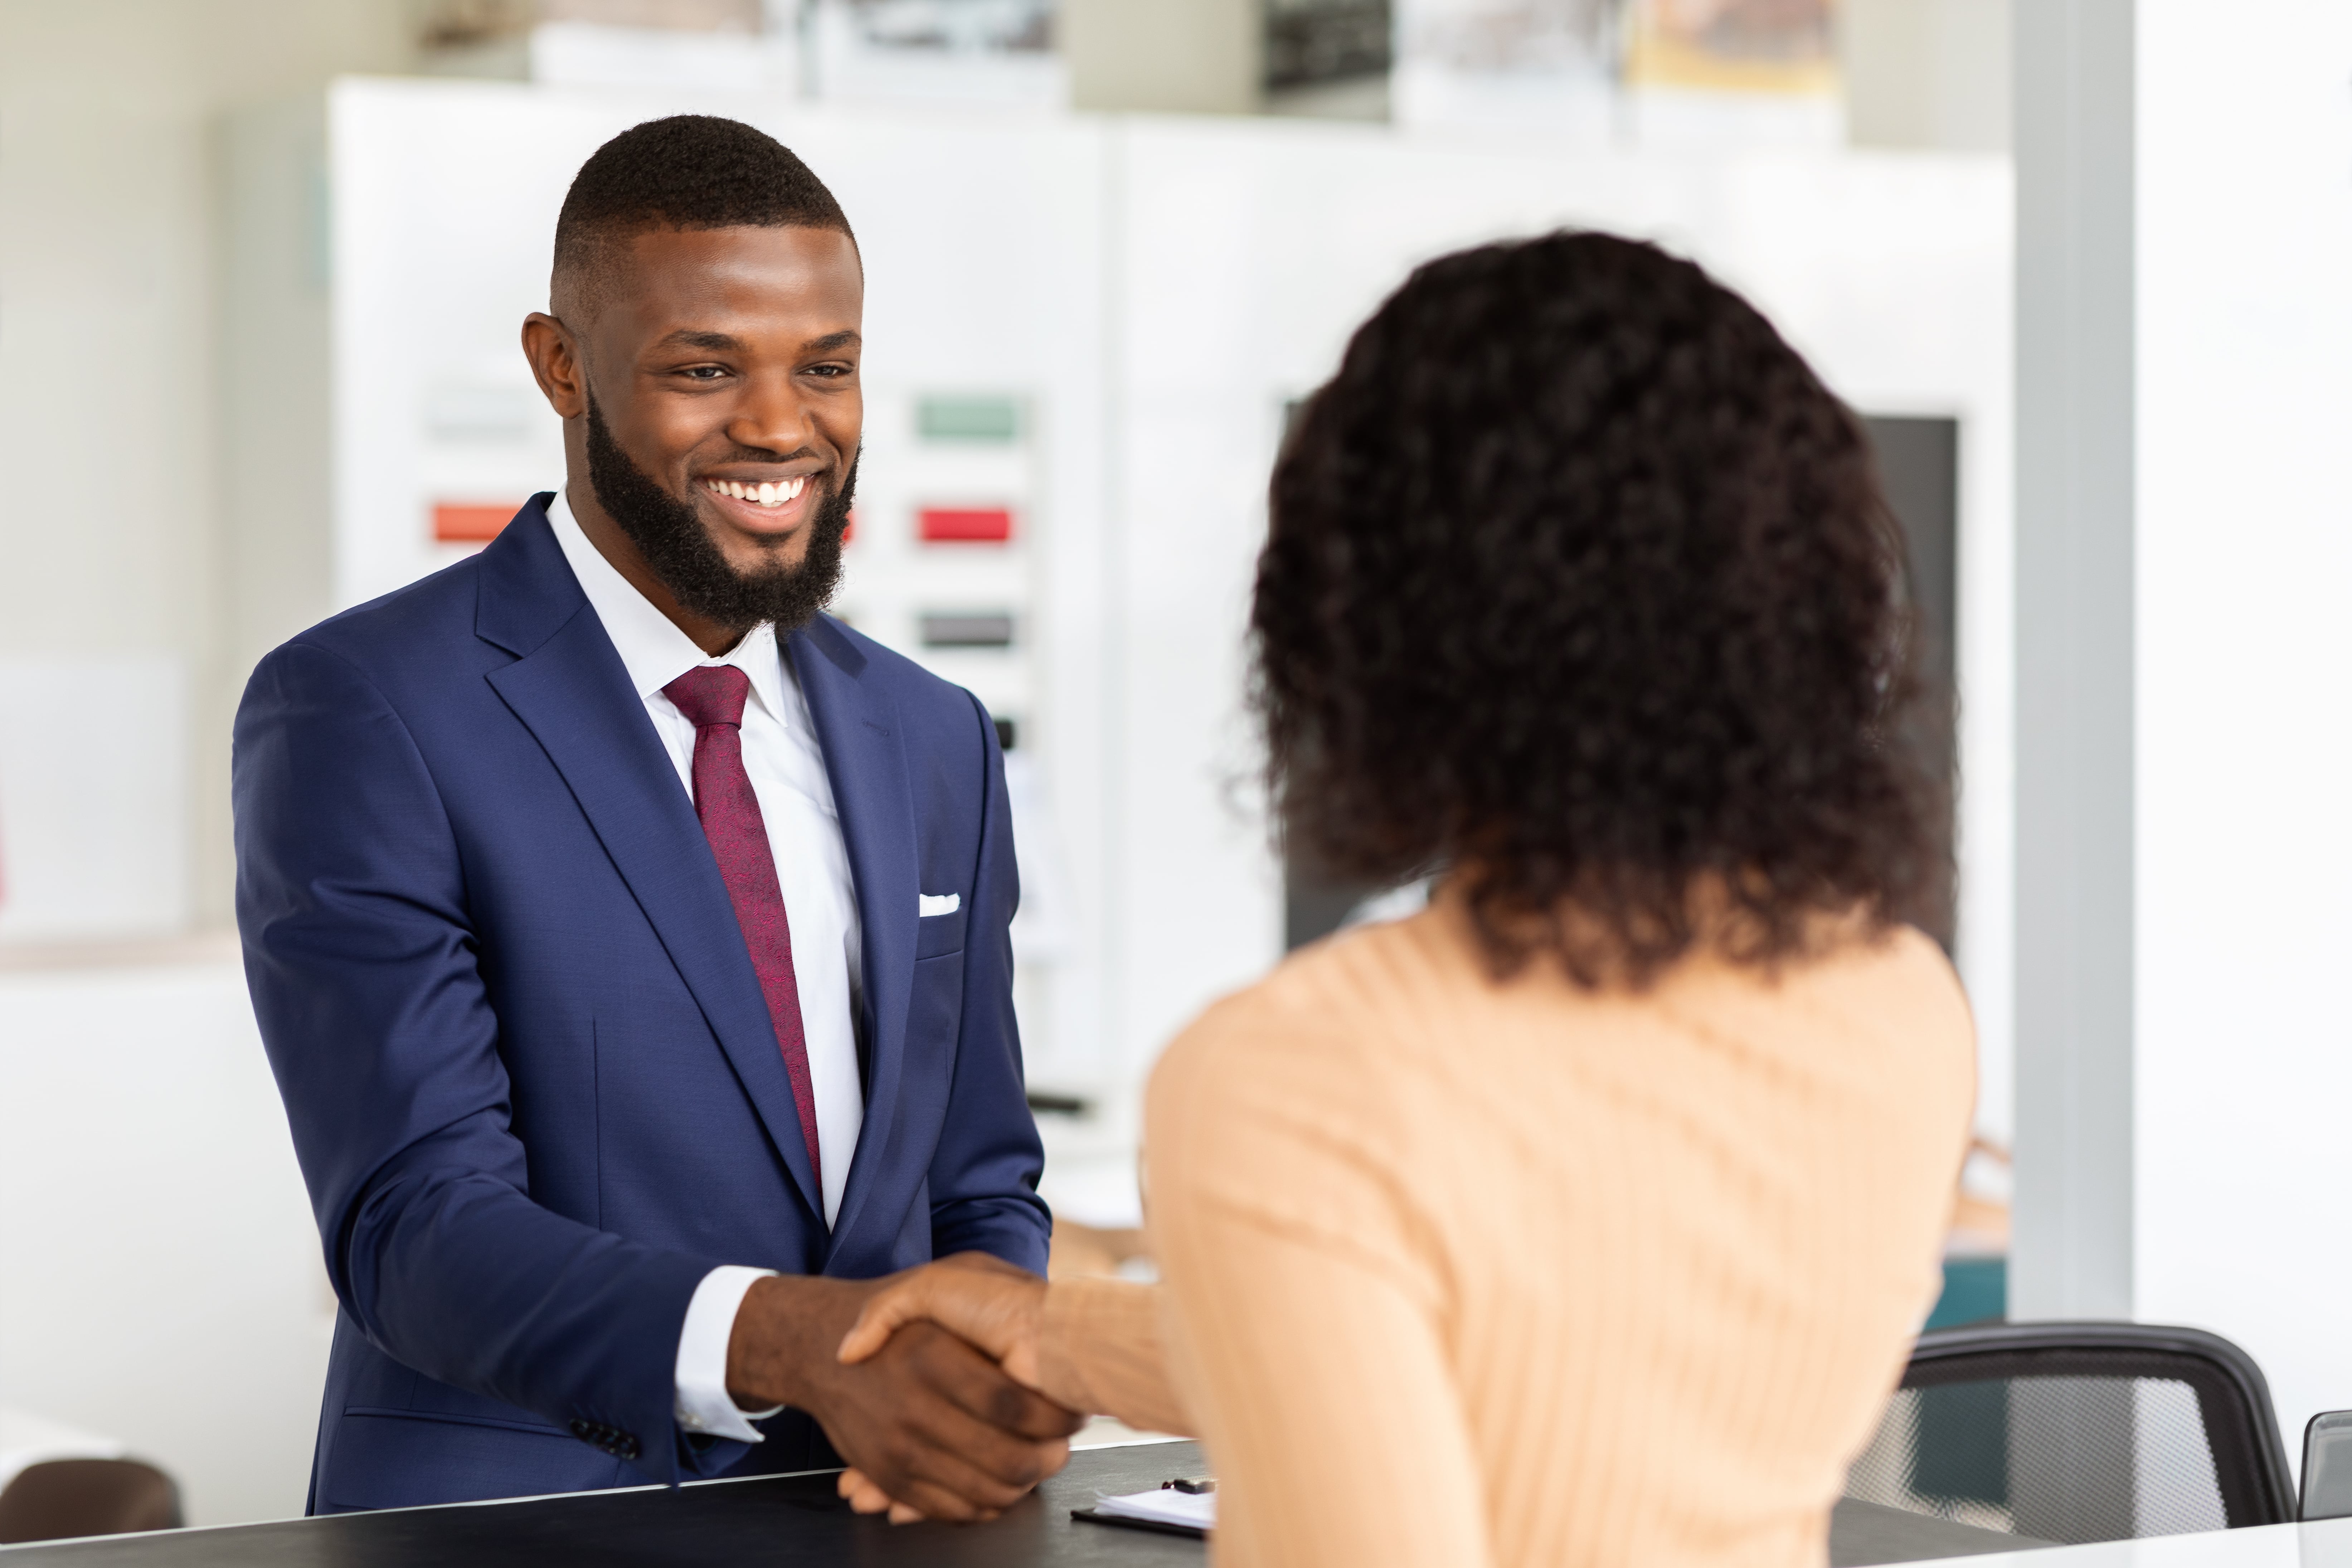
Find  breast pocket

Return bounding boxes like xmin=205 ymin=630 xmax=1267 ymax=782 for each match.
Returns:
xmin=915 ymin=903 xmax=967 ymax=960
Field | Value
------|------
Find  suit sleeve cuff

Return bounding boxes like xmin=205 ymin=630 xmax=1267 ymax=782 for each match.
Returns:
xmin=674 ymin=1265 xmax=783 ymax=1444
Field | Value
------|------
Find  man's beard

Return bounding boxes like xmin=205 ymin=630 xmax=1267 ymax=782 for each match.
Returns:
xmin=584 ymin=390 xmax=856 ymax=640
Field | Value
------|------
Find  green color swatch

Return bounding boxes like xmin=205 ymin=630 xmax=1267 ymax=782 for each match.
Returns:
xmin=917 ymin=395 xmax=1021 ymax=443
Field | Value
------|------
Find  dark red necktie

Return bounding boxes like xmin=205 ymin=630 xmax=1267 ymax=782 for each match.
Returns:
xmin=663 ymin=665 xmax=821 ymax=1197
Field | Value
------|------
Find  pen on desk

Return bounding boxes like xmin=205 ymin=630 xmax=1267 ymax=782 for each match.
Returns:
xmin=1165 ymin=1477 xmax=1216 ymax=1494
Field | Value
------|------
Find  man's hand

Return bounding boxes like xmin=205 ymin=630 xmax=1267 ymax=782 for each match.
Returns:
xmin=727 ymin=1273 xmax=1082 ymax=1522
xmin=829 ymin=1253 xmax=1058 ymax=1523
xmin=836 ymin=1252 xmax=1050 ymax=1388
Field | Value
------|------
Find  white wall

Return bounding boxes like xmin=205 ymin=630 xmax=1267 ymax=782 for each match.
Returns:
xmin=1845 ymin=0 xmax=2012 ymax=154
xmin=0 ymin=0 xmax=413 ymax=941
xmin=1062 ymin=0 xmax=1259 ymax=114
xmin=0 ymin=657 xmax=189 ymax=943
xmin=0 ymin=955 xmax=331 ymax=1526
xmin=2133 ymin=0 xmax=2352 ymax=1463
xmin=0 ymin=0 xmax=406 ymax=1528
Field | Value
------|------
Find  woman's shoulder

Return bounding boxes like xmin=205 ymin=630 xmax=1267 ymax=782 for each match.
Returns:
xmin=1705 ymin=919 xmax=1978 ymax=1117
xmin=1147 ymin=909 xmax=1974 ymax=1127
xmin=1146 ymin=915 xmax=1448 ymax=1119
xmin=1788 ymin=921 xmax=1975 ymax=1048
xmin=1165 ymin=911 xmax=1458 ymax=1057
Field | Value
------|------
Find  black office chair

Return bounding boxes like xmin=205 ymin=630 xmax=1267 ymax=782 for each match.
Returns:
xmin=1843 ymin=1322 xmax=2295 ymax=1548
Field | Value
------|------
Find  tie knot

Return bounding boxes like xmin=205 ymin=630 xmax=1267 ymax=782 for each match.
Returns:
xmin=664 ymin=664 xmax=752 ymax=730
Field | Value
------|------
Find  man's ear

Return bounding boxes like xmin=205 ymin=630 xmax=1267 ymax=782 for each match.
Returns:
xmin=522 ymin=312 xmax=587 ymax=420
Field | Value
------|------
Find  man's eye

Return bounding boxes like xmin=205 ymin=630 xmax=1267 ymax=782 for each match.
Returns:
xmin=680 ymin=365 xmax=728 ymax=380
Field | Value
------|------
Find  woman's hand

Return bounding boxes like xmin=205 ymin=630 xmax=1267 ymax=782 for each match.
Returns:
xmin=836 ymin=1251 xmax=1050 ymax=1389
xmin=838 ymin=1464 xmax=923 ymax=1523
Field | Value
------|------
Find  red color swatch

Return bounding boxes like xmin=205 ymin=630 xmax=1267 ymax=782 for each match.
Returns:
xmin=918 ymin=506 xmax=1014 ymax=544
xmin=434 ymin=503 xmax=523 ymax=543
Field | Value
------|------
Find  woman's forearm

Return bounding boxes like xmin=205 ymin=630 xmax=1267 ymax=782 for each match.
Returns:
xmin=1039 ymin=1276 xmax=1195 ymax=1437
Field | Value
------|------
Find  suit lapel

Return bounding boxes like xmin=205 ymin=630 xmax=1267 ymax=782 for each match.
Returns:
xmin=476 ymin=505 xmax=824 ymax=1221
xmin=788 ymin=619 xmax=917 ymax=1260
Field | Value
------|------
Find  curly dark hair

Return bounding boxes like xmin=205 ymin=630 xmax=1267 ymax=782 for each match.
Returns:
xmin=1252 ymin=231 xmax=1945 ymax=984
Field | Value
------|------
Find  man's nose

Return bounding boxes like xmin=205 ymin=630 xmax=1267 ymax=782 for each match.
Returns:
xmin=730 ymin=373 xmax=818 ymax=458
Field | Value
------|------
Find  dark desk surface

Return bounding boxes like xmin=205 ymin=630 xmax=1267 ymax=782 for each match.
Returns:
xmin=4 ymin=1443 xmax=1209 ymax=1568
xmin=0 ymin=1441 xmax=2054 ymax=1566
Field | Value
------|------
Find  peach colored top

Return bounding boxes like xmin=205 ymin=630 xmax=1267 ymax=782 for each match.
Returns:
xmin=1038 ymin=900 xmax=1975 ymax=1568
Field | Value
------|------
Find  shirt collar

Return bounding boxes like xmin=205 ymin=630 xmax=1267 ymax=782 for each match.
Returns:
xmin=545 ymin=485 xmax=792 ymax=725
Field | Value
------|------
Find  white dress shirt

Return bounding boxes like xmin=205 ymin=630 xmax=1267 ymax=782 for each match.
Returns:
xmin=548 ymin=487 xmax=863 ymax=1446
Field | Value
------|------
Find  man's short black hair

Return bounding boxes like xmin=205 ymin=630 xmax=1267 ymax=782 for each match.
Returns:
xmin=553 ymin=115 xmax=854 ymax=315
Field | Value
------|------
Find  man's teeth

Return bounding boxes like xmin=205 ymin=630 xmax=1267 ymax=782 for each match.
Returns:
xmin=703 ymin=476 xmax=808 ymax=507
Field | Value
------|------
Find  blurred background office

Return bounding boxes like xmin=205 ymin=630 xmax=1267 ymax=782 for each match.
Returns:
xmin=1 ymin=0 xmax=2340 ymax=1537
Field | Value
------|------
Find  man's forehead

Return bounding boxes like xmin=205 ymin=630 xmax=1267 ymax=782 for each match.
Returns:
xmin=629 ymin=223 xmax=858 ymax=291
xmin=564 ymin=222 xmax=861 ymax=330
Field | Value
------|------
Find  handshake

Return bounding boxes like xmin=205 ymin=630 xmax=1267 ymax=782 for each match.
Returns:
xmin=724 ymin=1253 xmax=1074 ymax=1524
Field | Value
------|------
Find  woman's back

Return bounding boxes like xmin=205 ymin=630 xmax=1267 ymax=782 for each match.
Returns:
xmin=827 ymin=232 xmax=1980 ymax=1558
xmin=1145 ymin=899 xmax=1975 ymax=1568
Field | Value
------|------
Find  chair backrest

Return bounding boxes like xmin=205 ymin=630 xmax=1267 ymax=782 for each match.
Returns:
xmin=0 ymin=1458 xmax=183 ymax=1544
xmin=1844 ymin=1322 xmax=2295 ymax=1548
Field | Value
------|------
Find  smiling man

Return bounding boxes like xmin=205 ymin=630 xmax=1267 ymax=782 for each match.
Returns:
xmin=233 ymin=116 xmax=1076 ymax=1520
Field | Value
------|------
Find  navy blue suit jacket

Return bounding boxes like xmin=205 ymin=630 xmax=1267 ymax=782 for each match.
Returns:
xmin=232 ymin=498 xmax=1048 ymax=1514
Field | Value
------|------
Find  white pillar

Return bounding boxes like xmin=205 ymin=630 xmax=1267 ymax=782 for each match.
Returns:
xmin=2011 ymin=0 xmax=2137 ymax=1323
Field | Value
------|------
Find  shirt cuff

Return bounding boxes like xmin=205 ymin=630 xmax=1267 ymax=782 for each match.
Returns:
xmin=675 ymin=1265 xmax=784 ymax=1444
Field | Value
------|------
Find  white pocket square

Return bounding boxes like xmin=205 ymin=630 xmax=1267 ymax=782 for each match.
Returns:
xmin=919 ymin=893 xmax=961 ymax=917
